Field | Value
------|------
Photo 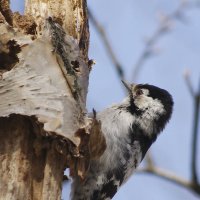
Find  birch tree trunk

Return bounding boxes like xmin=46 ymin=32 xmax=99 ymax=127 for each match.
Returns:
xmin=0 ymin=0 xmax=99 ymax=199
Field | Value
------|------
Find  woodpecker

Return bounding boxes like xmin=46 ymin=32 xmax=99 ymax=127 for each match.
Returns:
xmin=71 ymin=81 xmax=174 ymax=200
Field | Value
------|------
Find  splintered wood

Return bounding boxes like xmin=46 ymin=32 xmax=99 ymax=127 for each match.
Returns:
xmin=0 ymin=0 xmax=104 ymax=199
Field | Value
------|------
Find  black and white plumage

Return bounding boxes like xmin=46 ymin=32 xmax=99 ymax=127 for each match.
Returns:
xmin=71 ymin=81 xmax=173 ymax=200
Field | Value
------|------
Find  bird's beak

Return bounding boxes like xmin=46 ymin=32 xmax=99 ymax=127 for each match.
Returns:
xmin=121 ymin=80 xmax=133 ymax=93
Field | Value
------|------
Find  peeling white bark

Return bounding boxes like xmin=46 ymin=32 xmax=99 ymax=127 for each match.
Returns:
xmin=0 ymin=23 xmax=85 ymax=145
xmin=0 ymin=0 xmax=91 ymax=199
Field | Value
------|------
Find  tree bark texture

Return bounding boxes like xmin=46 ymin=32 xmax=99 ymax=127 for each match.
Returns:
xmin=0 ymin=115 xmax=67 ymax=200
xmin=0 ymin=0 xmax=97 ymax=199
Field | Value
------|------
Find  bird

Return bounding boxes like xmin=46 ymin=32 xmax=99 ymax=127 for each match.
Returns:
xmin=71 ymin=81 xmax=174 ymax=200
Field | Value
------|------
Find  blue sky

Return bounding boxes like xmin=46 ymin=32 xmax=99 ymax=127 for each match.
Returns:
xmin=11 ymin=0 xmax=200 ymax=199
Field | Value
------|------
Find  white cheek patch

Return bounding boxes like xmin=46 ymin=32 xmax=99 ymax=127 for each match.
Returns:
xmin=134 ymin=94 xmax=166 ymax=135
xmin=135 ymin=95 xmax=165 ymax=115
xmin=142 ymin=88 xmax=149 ymax=96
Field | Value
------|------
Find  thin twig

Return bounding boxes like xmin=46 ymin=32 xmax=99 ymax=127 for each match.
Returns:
xmin=137 ymin=167 xmax=192 ymax=189
xmin=88 ymin=1 xmax=198 ymax=83
xmin=132 ymin=24 xmax=169 ymax=81
xmin=184 ymin=72 xmax=200 ymax=184
xmin=184 ymin=69 xmax=195 ymax=96
xmin=132 ymin=1 xmax=192 ymax=81
xmin=137 ymin=166 xmax=200 ymax=195
xmin=145 ymin=151 xmax=154 ymax=169
xmin=191 ymin=77 xmax=200 ymax=184
xmin=88 ymin=9 xmax=124 ymax=80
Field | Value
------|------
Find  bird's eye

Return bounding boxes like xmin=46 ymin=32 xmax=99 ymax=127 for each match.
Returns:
xmin=136 ymin=89 xmax=143 ymax=96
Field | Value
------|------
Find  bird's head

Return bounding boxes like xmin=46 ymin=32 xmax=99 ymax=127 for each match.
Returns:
xmin=122 ymin=80 xmax=174 ymax=134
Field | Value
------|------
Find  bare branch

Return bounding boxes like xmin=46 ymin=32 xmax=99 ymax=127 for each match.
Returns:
xmin=184 ymin=71 xmax=200 ymax=184
xmin=88 ymin=9 xmax=124 ymax=80
xmin=137 ymin=166 xmax=200 ymax=195
xmin=132 ymin=23 xmax=169 ymax=81
xmin=132 ymin=1 xmax=197 ymax=81
xmin=144 ymin=152 xmax=155 ymax=169
xmin=184 ymin=69 xmax=195 ymax=97
xmin=191 ymin=77 xmax=200 ymax=184
xmin=137 ymin=166 xmax=192 ymax=189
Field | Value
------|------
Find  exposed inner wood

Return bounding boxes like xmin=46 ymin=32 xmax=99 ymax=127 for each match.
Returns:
xmin=0 ymin=0 xmax=103 ymax=199
xmin=0 ymin=115 xmax=67 ymax=200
